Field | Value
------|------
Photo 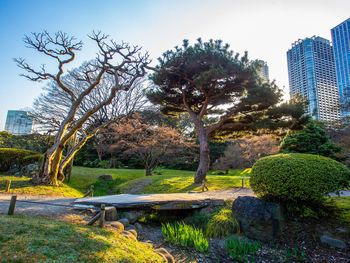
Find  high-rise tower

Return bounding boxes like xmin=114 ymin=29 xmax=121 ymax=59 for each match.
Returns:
xmin=331 ymin=18 xmax=350 ymax=118
xmin=4 ymin=110 xmax=34 ymax=135
xmin=287 ymin=36 xmax=340 ymax=122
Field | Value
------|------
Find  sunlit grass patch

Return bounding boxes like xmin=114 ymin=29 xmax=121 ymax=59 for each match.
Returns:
xmin=0 ymin=214 xmax=164 ymax=263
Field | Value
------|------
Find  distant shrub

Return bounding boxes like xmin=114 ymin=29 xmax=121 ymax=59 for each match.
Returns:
xmin=250 ymin=153 xmax=350 ymax=204
xmin=225 ymin=235 xmax=261 ymax=262
xmin=161 ymin=222 xmax=209 ymax=252
xmin=0 ymin=148 xmax=42 ymax=172
xmin=206 ymin=208 xmax=240 ymax=238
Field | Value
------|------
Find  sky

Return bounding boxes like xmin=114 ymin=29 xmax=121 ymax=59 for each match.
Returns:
xmin=0 ymin=0 xmax=349 ymax=129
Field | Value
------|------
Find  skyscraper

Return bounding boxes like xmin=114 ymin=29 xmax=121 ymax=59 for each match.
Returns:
xmin=331 ymin=18 xmax=350 ymax=118
xmin=287 ymin=36 xmax=340 ymax=122
xmin=257 ymin=60 xmax=269 ymax=81
xmin=4 ymin=110 xmax=34 ymax=135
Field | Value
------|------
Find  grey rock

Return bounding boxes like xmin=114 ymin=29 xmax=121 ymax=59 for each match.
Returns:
xmin=118 ymin=218 xmax=130 ymax=227
xmin=232 ymin=196 xmax=285 ymax=242
xmin=104 ymin=206 xmax=118 ymax=221
xmin=134 ymin=222 xmax=143 ymax=232
xmin=123 ymin=210 xmax=145 ymax=223
xmin=320 ymin=235 xmax=347 ymax=249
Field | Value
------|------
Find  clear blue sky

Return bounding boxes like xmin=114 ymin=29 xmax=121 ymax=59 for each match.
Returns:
xmin=0 ymin=0 xmax=349 ymax=129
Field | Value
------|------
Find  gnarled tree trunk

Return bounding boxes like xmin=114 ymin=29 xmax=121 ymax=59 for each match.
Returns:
xmin=194 ymin=127 xmax=210 ymax=184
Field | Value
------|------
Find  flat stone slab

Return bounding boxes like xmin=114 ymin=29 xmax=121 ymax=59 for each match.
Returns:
xmin=74 ymin=193 xmax=225 ymax=210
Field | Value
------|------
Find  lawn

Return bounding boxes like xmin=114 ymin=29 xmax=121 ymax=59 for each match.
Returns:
xmin=0 ymin=214 xmax=164 ymax=263
xmin=330 ymin=196 xmax=350 ymax=224
xmin=0 ymin=167 xmax=251 ymax=197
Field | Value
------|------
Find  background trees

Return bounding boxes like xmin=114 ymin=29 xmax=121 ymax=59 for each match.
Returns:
xmin=148 ymin=39 xmax=305 ymax=183
xmin=16 ymin=31 xmax=150 ymax=185
xmin=213 ymin=134 xmax=280 ymax=171
xmin=97 ymin=115 xmax=193 ymax=176
xmin=280 ymin=121 xmax=342 ymax=160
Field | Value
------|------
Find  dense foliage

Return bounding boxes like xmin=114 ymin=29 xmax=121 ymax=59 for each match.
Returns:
xmin=280 ymin=121 xmax=342 ymax=160
xmin=0 ymin=148 xmax=42 ymax=172
xmin=250 ymin=153 xmax=350 ymax=204
xmin=161 ymin=222 xmax=209 ymax=252
xmin=0 ymin=131 xmax=52 ymax=153
xmin=149 ymin=38 xmax=306 ymax=183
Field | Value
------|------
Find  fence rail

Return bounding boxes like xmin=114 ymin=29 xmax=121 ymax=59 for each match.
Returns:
xmin=1 ymin=195 xmax=106 ymax=227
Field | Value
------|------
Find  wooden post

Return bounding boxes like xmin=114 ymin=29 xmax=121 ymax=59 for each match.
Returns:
xmin=5 ymin=180 xmax=11 ymax=193
xmin=8 ymin=195 xmax=17 ymax=215
xmin=87 ymin=212 xmax=101 ymax=226
xmin=99 ymin=204 xmax=105 ymax=228
xmin=90 ymin=185 xmax=94 ymax=197
xmin=241 ymin=178 xmax=244 ymax=189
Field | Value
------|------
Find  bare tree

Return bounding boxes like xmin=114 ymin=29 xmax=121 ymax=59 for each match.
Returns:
xmin=98 ymin=115 xmax=193 ymax=176
xmin=15 ymin=31 xmax=150 ymax=185
xmin=213 ymin=134 xmax=280 ymax=171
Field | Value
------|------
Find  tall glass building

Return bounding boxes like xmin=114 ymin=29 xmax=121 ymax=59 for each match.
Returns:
xmin=331 ymin=18 xmax=350 ymax=117
xmin=257 ymin=60 xmax=269 ymax=82
xmin=4 ymin=110 xmax=34 ymax=135
xmin=287 ymin=36 xmax=341 ymax=122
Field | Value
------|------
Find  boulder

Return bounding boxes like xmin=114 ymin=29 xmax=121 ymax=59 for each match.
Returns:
xmin=123 ymin=211 xmax=145 ymax=223
xmin=121 ymin=230 xmax=137 ymax=240
xmin=118 ymin=218 xmax=130 ymax=227
xmin=98 ymin=174 xmax=113 ymax=181
xmin=320 ymin=234 xmax=347 ymax=249
xmin=110 ymin=221 xmax=124 ymax=232
xmin=127 ymin=229 xmax=138 ymax=238
xmin=134 ymin=222 xmax=143 ymax=232
xmin=232 ymin=196 xmax=284 ymax=241
xmin=155 ymin=248 xmax=175 ymax=263
xmin=105 ymin=206 xmax=118 ymax=221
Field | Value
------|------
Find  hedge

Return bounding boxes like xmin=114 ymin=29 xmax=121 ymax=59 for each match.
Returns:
xmin=250 ymin=153 xmax=350 ymax=203
xmin=0 ymin=148 xmax=42 ymax=172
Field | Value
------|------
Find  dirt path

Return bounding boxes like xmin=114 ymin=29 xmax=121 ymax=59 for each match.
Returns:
xmin=0 ymin=194 xmax=77 ymax=217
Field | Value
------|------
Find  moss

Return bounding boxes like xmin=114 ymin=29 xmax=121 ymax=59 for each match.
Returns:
xmin=0 ymin=214 xmax=164 ymax=263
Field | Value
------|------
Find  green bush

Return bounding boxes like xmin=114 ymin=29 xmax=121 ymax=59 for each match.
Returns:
xmin=250 ymin=153 xmax=350 ymax=204
xmin=161 ymin=222 xmax=209 ymax=252
xmin=206 ymin=208 xmax=240 ymax=238
xmin=0 ymin=148 xmax=42 ymax=172
xmin=225 ymin=235 xmax=261 ymax=262
xmin=183 ymin=211 xmax=211 ymax=230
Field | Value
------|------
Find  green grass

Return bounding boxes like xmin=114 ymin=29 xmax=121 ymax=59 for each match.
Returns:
xmin=225 ymin=235 xmax=261 ymax=262
xmin=1 ymin=167 xmax=250 ymax=197
xmin=161 ymin=222 xmax=209 ymax=252
xmin=0 ymin=175 xmax=83 ymax=197
xmin=330 ymin=196 xmax=350 ymax=223
xmin=0 ymin=214 xmax=164 ymax=263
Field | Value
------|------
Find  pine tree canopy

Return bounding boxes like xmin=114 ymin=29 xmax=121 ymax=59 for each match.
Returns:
xmin=148 ymin=38 xmax=305 ymax=136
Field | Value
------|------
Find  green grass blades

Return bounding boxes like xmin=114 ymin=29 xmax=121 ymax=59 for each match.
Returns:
xmin=161 ymin=222 xmax=209 ymax=252
xmin=0 ymin=215 xmax=164 ymax=263
xmin=225 ymin=235 xmax=261 ymax=262
xmin=206 ymin=208 xmax=240 ymax=238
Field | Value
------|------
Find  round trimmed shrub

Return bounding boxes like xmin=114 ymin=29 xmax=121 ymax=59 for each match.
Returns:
xmin=250 ymin=153 xmax=350 ymax=203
